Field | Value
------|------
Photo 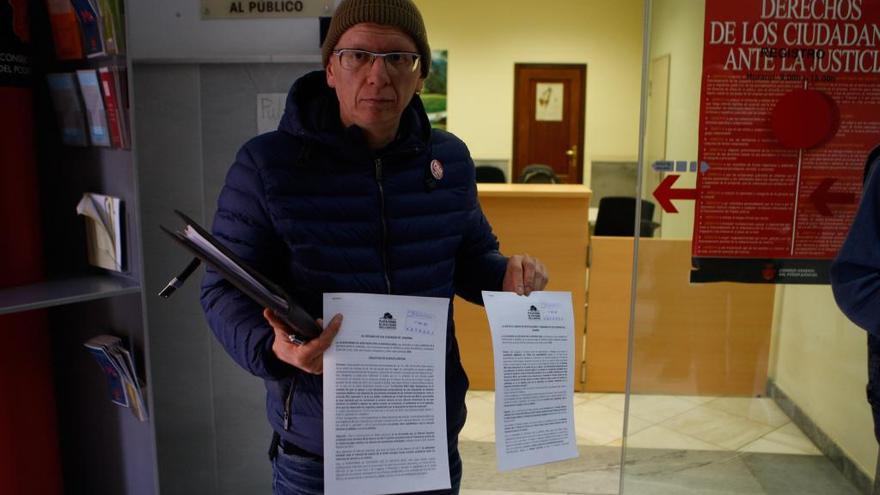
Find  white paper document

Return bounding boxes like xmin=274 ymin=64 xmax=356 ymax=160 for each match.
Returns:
xmin=323 ymin=293 xmax=450 ymax=495
xmin=482 ymin=291 xmax=579 ymax=471
xmin=76 ymin=192 xmax=123 ymax=271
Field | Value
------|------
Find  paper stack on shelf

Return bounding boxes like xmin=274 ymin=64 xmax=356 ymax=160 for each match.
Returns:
xmin=76 ymin=192 xmax=123 ymax=271
xmin=83 ymin=334 xmax=148 ymax=421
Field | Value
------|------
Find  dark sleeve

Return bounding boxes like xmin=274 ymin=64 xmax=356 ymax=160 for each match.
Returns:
xmin=200 ymin=144 xmax=295 ymax=380
xmin=454 ymin=156 xmax=508 ymax=305
xmin=831 ymin=159 xmax=880 ymax=336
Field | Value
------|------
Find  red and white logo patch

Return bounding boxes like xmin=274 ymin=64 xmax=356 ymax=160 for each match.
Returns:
xmin=430 ymin=159 xmax=444 ymax=180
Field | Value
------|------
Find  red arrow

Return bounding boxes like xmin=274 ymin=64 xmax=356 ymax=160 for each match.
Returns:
xmin=653 ymin=175 xmax=697 ymax=213
xmin=809 ymin=178 xmax=855 ymax=216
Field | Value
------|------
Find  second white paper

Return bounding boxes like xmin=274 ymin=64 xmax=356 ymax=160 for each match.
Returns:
xmin=323 ymin=293 xmax=450 ymax=495
xmin=482 ymin=291 xmax=578 ymax=471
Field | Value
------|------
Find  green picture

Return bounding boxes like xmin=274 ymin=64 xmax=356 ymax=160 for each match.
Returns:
xmin=422 ymin=50 xmax=447 ymax=130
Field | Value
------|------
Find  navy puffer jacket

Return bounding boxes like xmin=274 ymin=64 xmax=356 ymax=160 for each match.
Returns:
xmin=201 ymin=70 xmax=508 ymax=456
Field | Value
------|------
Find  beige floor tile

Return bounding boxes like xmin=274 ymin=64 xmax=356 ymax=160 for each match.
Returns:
xmin=593 ymin=393 xmax=625 ymax=410
xmin=462 ymin=393 xmax=496 ymax=442
xmin=594 ymin=394 xmax=700 ymax=424
xmin=704 ymin=397 xmax=790 ymax=428
xmin=573 ymin=392 xmax=605 ymax=405
xmin=738 ymin=422 xmax=822 ymax=455
xmin=623 ymin=424 xmax=725 ymax=451
xmin=460 ymin=490 xmax=560 ymax=495
xmin=468 ymin=390 xmax=494 ymax=402
xmin=574 ymin=401 xmax=652 ymax=445
xmin=462 ymin=391 xmax=816 ymax=455
xmin=660 ymin=405 xmax=776 ymax=450
xmin=679 ymin=395 xmax=717 ymax=405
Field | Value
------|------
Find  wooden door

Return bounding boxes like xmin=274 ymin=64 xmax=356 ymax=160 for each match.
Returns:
xmin=513 ymin=64 xmax=586 ymax=184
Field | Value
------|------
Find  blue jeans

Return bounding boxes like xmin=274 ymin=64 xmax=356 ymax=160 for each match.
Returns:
xmin=271 ymin=439 xmax=463 ymax=495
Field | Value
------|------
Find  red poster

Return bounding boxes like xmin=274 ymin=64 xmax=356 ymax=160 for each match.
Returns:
xmin=693 ymin=0 xmax=880 ymax=283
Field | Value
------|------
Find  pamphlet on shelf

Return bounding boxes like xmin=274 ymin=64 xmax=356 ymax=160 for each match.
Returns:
xmin=83 ymin=335 xmax=128 ymax=407
xmin=70 ymin=0 xmax=106 ymax=58
xmin=114 ymin=66 xmax=131 ymax=148
xmin=160 ymin=210 xmax=322 ymax=343
xmin=76 ymin=192 xmax=123 ymax=271
xmin=46 ymin=72 xmax=89 ymax=146
xmin=97 ymin=67 xmax=123 ymax=148
xmin=84 ymin=334 xmax=148 ymax=421
xmin=75 ymin=69 xmax=111 ymax=147
xmin=94 ymin=0 xmax=124 ymax=55
xmin=45 ymin=0 xmax=84 ymax=60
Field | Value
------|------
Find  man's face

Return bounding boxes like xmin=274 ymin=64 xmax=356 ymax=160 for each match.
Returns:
xmin=326 ymin=23 xmax=425 ymax=135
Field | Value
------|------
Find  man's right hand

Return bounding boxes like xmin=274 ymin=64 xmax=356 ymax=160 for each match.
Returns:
xmin=264 ymin=309 xmax=342 ymax=375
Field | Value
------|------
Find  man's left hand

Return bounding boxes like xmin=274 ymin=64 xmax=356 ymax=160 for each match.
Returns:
xmin=502 ymin=254 xmax=549 ymax=296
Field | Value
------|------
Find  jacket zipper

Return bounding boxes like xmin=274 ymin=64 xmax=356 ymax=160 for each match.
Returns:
xmin=283 ymin=376 xmax=295 ymax=430
xmin=375 ymin=158 xmax=392 ymax=294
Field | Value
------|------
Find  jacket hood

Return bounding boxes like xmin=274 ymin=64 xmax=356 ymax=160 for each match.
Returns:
xmin=279 ymin=70 xmax=432 ymax=155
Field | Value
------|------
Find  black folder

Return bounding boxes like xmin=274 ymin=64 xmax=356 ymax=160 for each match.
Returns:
xmin=160 ymin=210 xmax=321 ymax=343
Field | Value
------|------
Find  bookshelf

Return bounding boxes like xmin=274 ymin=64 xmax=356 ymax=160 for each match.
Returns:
xmin=0 ymin=0 xmax=158 ymax=493
xmin=3 ymin=2 xmax=327 ymax=492
xmin=0 ymin=276 xmax=140 ymax=316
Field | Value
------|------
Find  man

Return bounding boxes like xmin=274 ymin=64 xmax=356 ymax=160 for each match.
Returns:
xmin=831 ymin=144 xmax=880 ymax=494
xmin=200 ymin=1 xmax=549 ymax=493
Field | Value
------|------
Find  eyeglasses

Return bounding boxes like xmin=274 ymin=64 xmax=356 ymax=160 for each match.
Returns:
xmin=333 ymin=49 xmax=421 ymax=74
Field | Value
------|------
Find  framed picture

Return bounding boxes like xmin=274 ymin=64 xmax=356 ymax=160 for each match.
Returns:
xmin=422 ymin=49 xmax=447 ymax=129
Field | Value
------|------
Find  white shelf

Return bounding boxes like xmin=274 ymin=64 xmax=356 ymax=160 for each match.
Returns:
xmin=0 ymin=275 xmax=141 ymax=315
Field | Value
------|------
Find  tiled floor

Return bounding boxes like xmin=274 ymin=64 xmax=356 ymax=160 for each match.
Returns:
xmin=460 ymin=391 xmax=820 ymax=455
xmin=458 ymin=391 xmax=858 ymax=495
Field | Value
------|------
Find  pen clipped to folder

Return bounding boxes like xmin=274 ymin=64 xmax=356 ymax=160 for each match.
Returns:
xmin=158 ymin=210 xmax=322 ymax=344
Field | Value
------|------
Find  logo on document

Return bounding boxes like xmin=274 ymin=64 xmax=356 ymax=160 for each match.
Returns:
xmin=527 ymin=305 xmax=541 ymax=320
xmin=379 ymin=312 xmax=397 ymax=330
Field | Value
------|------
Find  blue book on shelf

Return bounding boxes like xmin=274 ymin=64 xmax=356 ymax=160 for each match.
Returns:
xmin=46 ymin=73 xmax=89 ymax=146
xmin=75 ymin=69 xmax=111 ymax=147
xmin=70 ymin=0 xmax=106 ymax=58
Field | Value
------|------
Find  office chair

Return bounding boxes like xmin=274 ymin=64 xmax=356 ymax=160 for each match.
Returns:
xmin=519 ymin=164 xmax=559 ymax=184
xmin=593 ymin=196 xmax=660 ymax=237
xmin=475 ymin=165 xmax=507 ymax=183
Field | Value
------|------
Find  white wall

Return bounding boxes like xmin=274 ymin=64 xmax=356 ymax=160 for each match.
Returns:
xmin=415 ymin=0 xmax=645 ymax=184
xmin=769 ymin=285 xmax=877 ymax=479
xmin=127 ymin=0 xmax=326 ymax=62
xmin=648 ymin=0 xmax=704 ymax=239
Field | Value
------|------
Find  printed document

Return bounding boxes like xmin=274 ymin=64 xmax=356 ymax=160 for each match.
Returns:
xmin=482 ymin=291 xmax=578 ymax=471
xmin=323 ymin=293 xmax=450 ymax=495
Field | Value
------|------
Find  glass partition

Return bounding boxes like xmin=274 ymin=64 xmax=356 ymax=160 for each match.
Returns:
xmin=620 ymin=1 xmax=875 ymax=494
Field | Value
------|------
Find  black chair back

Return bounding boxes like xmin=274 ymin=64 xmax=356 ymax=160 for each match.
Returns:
xmin=475 ymin=166 xmax=506 ymax=183
xmin=594 ymin=196 xmax=660 ymax=237
xmin=519 ymin=164 xmax=559 ymax=184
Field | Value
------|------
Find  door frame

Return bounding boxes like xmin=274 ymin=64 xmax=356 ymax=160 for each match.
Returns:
xmin=512 ymin=63 xmax=587 ymax=183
